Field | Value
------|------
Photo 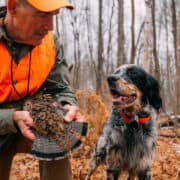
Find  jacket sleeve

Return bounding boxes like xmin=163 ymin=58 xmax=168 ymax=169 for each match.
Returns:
xmin=41 ymin=33 xmax=77 ymax=105
xmin=0 ymin=109 xmax=17 ymax=134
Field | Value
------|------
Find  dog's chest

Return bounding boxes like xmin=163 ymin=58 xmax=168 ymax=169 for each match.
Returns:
xmin=110 ymin=121 xmax=153 ymax=149
xmin=106 ymin=112 xmax=156 ymax=170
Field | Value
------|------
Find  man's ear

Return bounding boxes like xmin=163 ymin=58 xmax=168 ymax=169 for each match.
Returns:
xmin=7 ymin=0 xmax=18 ymax=15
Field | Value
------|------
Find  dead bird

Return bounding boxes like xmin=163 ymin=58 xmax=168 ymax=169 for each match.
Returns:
xmin=23 ymin=93 xmax=87 ymax=151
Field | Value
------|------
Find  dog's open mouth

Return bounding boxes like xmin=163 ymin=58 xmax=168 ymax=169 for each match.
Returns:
xmin=110 ymin=89 xmax=137 ymax=105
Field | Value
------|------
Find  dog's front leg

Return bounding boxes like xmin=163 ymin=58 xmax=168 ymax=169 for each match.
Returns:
xmin=137 ymin=169 xmax=151 ymax=180
xmin=106 ymin=146 xmax=121 ymax=180
xmin=127 ymin=174 xmax=136 ymax=180
xmin=85 ymin=134 xmax=108 ymax=180
xmin=85 ymin=152 xmax=103 ymax=180
xmin=106 ymin=169 xmax=120 ymax=180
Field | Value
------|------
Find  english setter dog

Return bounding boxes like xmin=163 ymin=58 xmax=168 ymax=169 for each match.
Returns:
xmin=86 ymin=64 xmax=162 ymax=180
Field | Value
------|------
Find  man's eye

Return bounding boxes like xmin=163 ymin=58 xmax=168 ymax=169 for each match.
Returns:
xmin=39 ymin=14 xmax=47 ymax=18
xmin=36 ymin=12 xmax=48 ymax=18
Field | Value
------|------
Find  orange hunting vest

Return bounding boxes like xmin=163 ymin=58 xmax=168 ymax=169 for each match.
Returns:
xmin=0 ymin=32 xmax=55 ymax=103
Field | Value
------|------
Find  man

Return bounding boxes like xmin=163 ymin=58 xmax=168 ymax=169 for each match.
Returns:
xmin=0 ymin=0 xmax=83 ymax=179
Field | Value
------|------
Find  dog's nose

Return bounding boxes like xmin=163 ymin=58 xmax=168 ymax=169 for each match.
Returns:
xmin=107 ymin=75 xmax=119 ymax=83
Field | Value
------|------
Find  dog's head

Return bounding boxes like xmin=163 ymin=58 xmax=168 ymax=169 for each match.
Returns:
xmin=107 ymin=64 xmax=162 ymax=114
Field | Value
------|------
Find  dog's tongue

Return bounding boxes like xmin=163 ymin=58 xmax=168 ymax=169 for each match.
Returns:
xmin=112 ymin=96 xmax=134 ymax=104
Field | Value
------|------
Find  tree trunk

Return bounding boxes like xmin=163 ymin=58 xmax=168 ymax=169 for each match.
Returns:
xmin=130 ymin=0 xmax=135 ymax=64
xmin=174 ymin=0 xmax=180 ymax=136
xmin=71 ymin=16 xmax=81 ymax=89
xmin=152 ymin=0 xmax=160 ymax=81
xmin=85 ymin=2 xmax=96 ymax=70
xmin=117 ymin=0 xmax=126 ymax=67
xmin=176 ymin=1 xmax=180 ymax=114
xmin=106 ymin=0 xmax=115 ymax=74
xmin=143 ymin=0 xmax=153 ymax=72
xmin=164 ymin=0 xmax=171 ymax=112
xmin=96 ymin=0 xmax=104 ymax=94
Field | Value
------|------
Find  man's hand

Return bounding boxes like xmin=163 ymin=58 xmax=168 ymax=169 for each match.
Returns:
xmin=63 ymin=104 xmax=84 ymax=123
xmin=13 ymin=111 xmax=36 ymax=141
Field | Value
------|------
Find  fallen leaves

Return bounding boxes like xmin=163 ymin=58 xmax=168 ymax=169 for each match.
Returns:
xmin=10 ymin=131 xmax=180 ymax=180
xmin=9 ymin=92 xmax=180 ymax=179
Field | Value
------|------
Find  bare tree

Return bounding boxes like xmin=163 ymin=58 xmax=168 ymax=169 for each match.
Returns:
xmin=135 ymin=21 xmax=145 ymax=64
xmin=152 ymin=0 xmax=160 ymax=81
xmin=143 ymin=0 xmax=160 ymax=80
xmin=130 ymin=0 xmax=135 ymax=64
xmin=173 ymin=0 xmax=180 ymax=136
xmin=117 ymin=0 xmax=126 ymax=66
xmin=143 ymin=0 xmax=153 ymax=72
xmin=85 ymin=2 xmax=96 ymax=70
xmin=70 ymin=15 xmax=81 ymax=89
xmin=164 ymin=0 xmax=171 ymax=111
xmin=96 ymin=0 xmax=104 ymax=94
xmin=176 ymin=0 xmax=180 ymax=115
xmin=106 ymin=0 xmax=115 ymax=73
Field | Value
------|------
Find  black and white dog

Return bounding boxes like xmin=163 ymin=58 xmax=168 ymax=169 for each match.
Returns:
xmin=86 ymin=64 xmax=162 ymax=180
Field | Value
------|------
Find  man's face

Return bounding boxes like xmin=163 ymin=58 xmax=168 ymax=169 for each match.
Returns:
xmin=12 ymin=1 xmax=59 ymax=45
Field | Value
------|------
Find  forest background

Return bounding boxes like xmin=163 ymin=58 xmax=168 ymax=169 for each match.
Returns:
xmin=54 ymin=0 xmax=180 ymax=130
xmin=0 ymin=0 xmax=179 ymax=179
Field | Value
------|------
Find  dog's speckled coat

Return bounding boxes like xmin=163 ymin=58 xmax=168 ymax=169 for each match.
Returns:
xmin=86 ymin=64 xmax=162 ymax=180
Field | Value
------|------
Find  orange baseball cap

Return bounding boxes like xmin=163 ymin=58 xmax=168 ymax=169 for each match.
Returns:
xmin=27 ymin=0 xmax=74 ymax=12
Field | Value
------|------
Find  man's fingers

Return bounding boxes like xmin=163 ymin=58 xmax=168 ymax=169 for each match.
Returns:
xmin=74 ymin=112 xmax=84 ymax=122
xmin=64 ymin=109 xmax=78 ymax=122
xmin=18 ymin=120 xmax=35 ymax=141
xmin=13 ymin=111 xmax=35 ymax=141
xmin=63 ymin=105 xmax=84 ymax=122
xmin=25 ymin=115 xmax=35 ymax=128
xmin=24 ymin=129 xmax=36 ymax=141
xmin=63 ymin=114 xmax=74 ymax=122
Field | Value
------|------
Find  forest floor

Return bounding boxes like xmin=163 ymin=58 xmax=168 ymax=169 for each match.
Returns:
xmin=10 ymin=129 xmax=180 ymax=180
xmin=9 ymin=91 xmax=180 ymax=180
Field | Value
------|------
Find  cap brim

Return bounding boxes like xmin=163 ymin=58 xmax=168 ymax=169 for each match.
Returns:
xmin=27 ymin=0 xmax=74 ymax=12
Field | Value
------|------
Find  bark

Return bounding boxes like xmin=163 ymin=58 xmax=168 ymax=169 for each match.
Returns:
xmin=130 ymin=0 xmax=135 ymax=64
xmin=106 ymin=0 xmax=115 ymax=74
xmin=96 ymin=0 xmax=104 ymax=94
xmin=85 ymin=3 xmax=96 ymax=70
xmin=152 ymin=0 xmax=160 ymax=81
xmin=117 ymin=0 xmax=126 ymax=66
xmin=176 ymin=3 xmax=180 ymax=114
xmin=143 ymin=0 xmax=153 ymax=72
xmin=164 ymin=0 xmax=171 ymax=111
xmin=135 ymin=21 xmax=145 ymax=65
xmin=135 ymin=21 xmax=145 ymax=52
xmin=174 ymin=0 xmax=180 ymax=136
xmin=71 ymin=16 xmax=81 ymax=89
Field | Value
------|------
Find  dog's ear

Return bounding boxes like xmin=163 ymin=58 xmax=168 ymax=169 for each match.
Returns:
xmin=144 ymin=75 xmax=162 ymax=112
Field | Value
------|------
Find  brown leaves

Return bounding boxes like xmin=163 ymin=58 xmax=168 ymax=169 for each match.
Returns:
xmin=10 ymin=91 xmax=180 ymax=180
xmin=152 ymin=137 xmax=180 ymax=180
